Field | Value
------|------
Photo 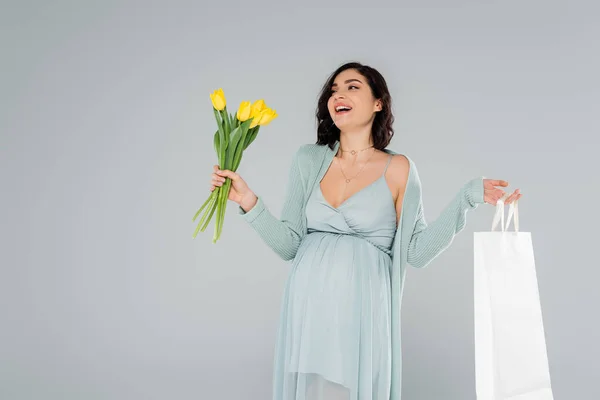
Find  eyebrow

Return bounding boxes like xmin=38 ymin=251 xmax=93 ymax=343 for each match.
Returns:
xmin=331 ymin=79 xmax=363 ymax=87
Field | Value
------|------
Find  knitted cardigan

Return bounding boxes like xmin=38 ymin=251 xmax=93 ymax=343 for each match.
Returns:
xmin=238 ymin=140 xmax=485 ymax=400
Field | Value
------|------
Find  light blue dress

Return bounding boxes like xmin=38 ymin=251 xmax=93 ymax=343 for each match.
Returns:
xmin=272 ymin=154 xmax=397 ymax=400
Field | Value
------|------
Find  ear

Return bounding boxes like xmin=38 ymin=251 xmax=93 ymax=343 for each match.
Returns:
xmin=375 ymin=101 xmax=382 ymax=112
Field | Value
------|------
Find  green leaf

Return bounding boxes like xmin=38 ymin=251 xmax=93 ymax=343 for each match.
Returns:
xmin=222 ymin=106 xmax=230 ymax=133
xmin=244 ymin=128 xmax=259 ymax=150
xmin=213 ymin=130 xmax=220 ymax=160
xmin=231 ymin=119 xmax=254 ymax=169
xmin=214 ymin=108 xmax=224 ymax=133
xmin=216 ymin=110 xmax=229 ymax=168
xmin=231 ymin=119 xmax=253 ymax=171
xmin=225 ymin=125 xmax=242 ymax=170
xmin=214 ymin=109 xmax=227 ymax=164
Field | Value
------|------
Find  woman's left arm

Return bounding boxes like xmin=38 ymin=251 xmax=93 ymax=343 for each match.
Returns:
xmin=405 ymin=166 xmax=520 ymax=269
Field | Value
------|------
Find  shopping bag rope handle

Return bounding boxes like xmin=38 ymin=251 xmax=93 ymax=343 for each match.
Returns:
xmin=491 ymin=193 xmax=519 ymax=232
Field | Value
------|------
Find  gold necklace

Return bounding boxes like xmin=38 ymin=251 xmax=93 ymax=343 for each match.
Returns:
xmin=337 ymin=148 xmax=376 ymax=183
xmin=339 ymin=145 xmax=374 ymax=156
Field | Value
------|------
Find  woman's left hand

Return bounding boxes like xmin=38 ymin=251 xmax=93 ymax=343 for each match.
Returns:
xmin=483 ymin=179 xmax=521 ymax=205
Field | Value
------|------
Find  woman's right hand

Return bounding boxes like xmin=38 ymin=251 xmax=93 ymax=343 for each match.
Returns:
xmin=210 ymin=165 xmax=257 ymax=210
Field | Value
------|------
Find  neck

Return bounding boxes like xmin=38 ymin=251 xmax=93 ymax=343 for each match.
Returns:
xmin=337 ymin=128 xmax=373 ymax=158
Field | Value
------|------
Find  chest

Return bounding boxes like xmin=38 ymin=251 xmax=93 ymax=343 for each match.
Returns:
xmin=318 ymin=154 xmax=396 ymax=209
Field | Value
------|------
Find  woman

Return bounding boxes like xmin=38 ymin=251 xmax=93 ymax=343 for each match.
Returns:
xmin=209 ymin=62 xmax=521 ymax=400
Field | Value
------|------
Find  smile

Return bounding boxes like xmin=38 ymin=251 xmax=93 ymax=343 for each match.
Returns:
xmin=335 ymin=105 xmax=352 ymax=114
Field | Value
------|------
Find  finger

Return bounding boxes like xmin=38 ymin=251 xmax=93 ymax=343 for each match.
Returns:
xmin=494 ymin=192 xmax=508 ymax=204
xmin=212 ymin=173 xmax=225 ymax=182
xmin=211 ymin=175 xmax=225 ymax=185
xmin=213 ymin=165 xmax=219 ymax=172
xmin=488 ymin=179 xmax=509 ymax=187
xmin=216 ymin=169 xmax=238 ymax=180
xmin=508 ymin=189 xmax=520 ymax=203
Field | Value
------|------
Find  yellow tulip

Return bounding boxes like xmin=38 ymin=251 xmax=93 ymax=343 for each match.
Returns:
xmin=249 ymin=107 xmax=277 ymax=128
xmin=249 ymin=100 xmax=267 ymax=128
xmin=251 ymin=99 xmax=266 ymax=116
xmin=236 ymin=101 xmax=252 ymax=121
xmin=209 ymin=88 xmax=226 ymax=111
xmin=249 ymin=116 xmax=260 ymax=128
xmin=258 ymin=108 xmax=278 ymax=126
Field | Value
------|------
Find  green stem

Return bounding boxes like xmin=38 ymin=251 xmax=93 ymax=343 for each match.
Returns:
xmin=217 ymin=179 xmax=232 ymax=242
xmin=192 ymin=190 xmax=217 ymax=238
xmin=192 ymin=191 xmax=216 ymax=222
xmin=213 ymin=182 xmax=223 ymax=242
xmin=200 ymin=193 xmax=218 ymax=233
xmin=222 ymin=107 xmax=231 ymax=137
xmin=212 ymin=178 xmax=228 ymax=242
xmin=215 ymin=109 xmax=227 ymax=168
xmin=199 ymin=189 xmax=218 ymax=230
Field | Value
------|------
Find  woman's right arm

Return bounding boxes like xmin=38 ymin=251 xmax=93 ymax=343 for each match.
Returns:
xmin=212 ymin=147 xmax=307 ymax=261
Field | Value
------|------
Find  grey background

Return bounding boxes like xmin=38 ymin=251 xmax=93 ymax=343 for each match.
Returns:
xmin=1 ymin=1 xmax=598 ymax=399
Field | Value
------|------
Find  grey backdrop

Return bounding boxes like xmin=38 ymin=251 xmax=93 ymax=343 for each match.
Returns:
xmin=1 ymin=1 xmax=598 ymax=399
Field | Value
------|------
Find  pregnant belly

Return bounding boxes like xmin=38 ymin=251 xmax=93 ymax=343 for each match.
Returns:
xmin=289 ymin=231 xmax=391 ymax=300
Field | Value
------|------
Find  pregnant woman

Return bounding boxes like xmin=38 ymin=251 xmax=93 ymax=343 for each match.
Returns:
xmin=209 ymin=61 xmax=521 ymax=400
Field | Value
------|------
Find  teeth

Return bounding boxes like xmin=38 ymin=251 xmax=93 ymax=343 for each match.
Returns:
xmin=336 ymin=106 xmax=351 ymax=112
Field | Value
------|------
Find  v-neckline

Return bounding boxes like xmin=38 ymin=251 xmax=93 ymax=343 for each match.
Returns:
xmin=314 ymin=141 xmax=411 ymax=228
xmin=318 ymin=175 xmax=385 ymax=210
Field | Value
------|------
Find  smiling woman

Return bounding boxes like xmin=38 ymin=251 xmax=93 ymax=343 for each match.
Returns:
xmin=316 ymin=62 xmax=395 ymax=152
xmin=211 ymin=61 xmax=521 ymax=400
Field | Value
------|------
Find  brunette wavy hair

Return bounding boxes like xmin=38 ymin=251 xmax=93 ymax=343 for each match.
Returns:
xmin=315 ymin=61 xmax=395 ymax=150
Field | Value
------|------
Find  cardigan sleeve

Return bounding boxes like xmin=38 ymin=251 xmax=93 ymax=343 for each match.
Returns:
xmin=406 ymin=166 xmax=485 ymax=269
xmin=237 ymin=146 xmax=307 ymax=261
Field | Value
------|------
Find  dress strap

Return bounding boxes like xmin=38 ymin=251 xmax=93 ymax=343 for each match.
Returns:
xmin=382 ymin=154 xmax=393 ymax=176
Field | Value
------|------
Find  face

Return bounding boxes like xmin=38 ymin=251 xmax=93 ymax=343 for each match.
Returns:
xmin=327 ymin=68 xmax=382 ymax=131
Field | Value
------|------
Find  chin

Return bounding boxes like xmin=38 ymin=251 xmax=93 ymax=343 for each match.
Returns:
xmin=333 ymin=119 xmax=358 ymax=131
xmin=332 ymin=115 xmax=353 ymax=128
xmin=333 ymin=122 xmax=349 ymax=131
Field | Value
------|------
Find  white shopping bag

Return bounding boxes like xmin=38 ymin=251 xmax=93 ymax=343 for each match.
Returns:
xmin=474 ymin=196 xmax=554 ymax=400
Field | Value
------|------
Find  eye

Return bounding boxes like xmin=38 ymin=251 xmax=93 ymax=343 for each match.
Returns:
xmin=349 ymin=85 xmax=358 ymax=90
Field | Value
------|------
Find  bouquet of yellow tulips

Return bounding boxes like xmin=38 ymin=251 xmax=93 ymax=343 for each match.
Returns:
xmin=193 ymin=88 xmax=278 ymax=243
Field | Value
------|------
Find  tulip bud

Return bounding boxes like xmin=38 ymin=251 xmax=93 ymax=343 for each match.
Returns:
xmin=236 ymin=101 xmax=252 ymax=121
xmin=259 ymin=108 xmax=278 ymax=126
xmin=209 ymin=88 xmax=226 ymax=111
xmin=248 ymin=100 xmax=266 ymax=128
xmin=251 ymin=99 xmax=266 ymax=116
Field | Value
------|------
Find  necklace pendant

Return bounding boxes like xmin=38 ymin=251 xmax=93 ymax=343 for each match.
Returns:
xmin=350 ymin=150 xmax=356 ymax=155
xmin=346 ymin=179 xmax=350 ymax=183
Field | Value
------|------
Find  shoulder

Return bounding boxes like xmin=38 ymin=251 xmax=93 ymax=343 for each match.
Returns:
xmin=388 ymin=153 xmax=410 ymax=170
xmin=292 ymin=143 xmax=330 ymax=164
xmin=382 ymin=150 xmax=424 ymax=199
xmin=296 ymin=142 xmax=328 ymax=155
xmin=285 ymin=143 xmax=330 ymax=182
xmin=385 ymin=153 xmax=410 ymax=184
xmin=383 ymin=149 xmax=421 ymax=180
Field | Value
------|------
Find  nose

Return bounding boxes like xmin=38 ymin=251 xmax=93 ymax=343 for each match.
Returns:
xmin=333 ymin=92 xmax=345 ymax=101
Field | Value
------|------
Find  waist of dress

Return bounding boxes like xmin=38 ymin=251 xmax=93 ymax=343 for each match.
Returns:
xmin=306 ymin=229 xmax=393 ymax=257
